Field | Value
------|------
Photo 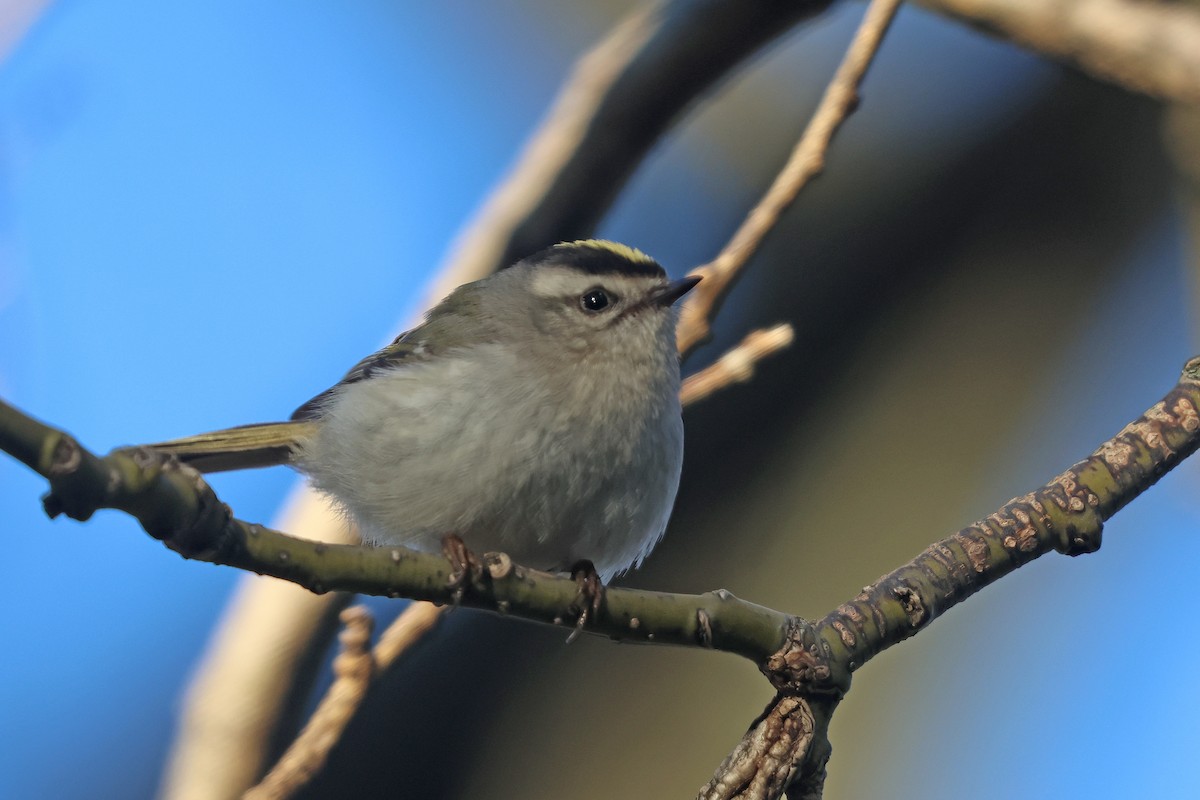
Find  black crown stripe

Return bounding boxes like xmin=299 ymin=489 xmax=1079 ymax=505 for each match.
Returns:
xmin=521 ymin=239 xmax=665 ymax=278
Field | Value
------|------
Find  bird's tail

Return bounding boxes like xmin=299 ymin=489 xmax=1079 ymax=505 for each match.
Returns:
xmin=137 ymin=420 xmax=318 ymax=474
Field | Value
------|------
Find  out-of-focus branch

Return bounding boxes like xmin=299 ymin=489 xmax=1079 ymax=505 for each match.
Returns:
xmin=676 ymin=0 xmax=903 ymax=358
xmin=161 ymin=500 xmax=355 ymax=800
xmin=370 ymin=601 xmax=444 ymax=666
xmin=1164 ymin=103 xmax=1200 ymax=322
xmin=445 ymin=0 xmax=837 ymax=285
xmin=163 ymin=3 xmax=839 ymax=796
xmin=680 ymin=324 xmax=795 ymax=407
xmin=918 ymin=0 xmax=1200 ymax=105
xmin=243 ymin=603 xmax=443 ymax=800
xmin=243 ymin=607 xmax=378 ymax=800
xmin=0 ymin=0 xmax=50 ymax=66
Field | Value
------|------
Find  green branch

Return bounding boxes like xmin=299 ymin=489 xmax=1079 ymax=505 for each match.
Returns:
xmin=0 ymin=397 xmax=788 ymax=663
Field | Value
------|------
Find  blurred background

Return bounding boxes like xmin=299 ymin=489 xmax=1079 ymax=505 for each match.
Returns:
xmin=2 ymin=1 xmax=1198 ymax=798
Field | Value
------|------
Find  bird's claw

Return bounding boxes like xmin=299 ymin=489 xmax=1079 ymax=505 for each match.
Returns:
xmin=566 ymin=559 xmax=605 ymax=643
xmin=441 ymin=533 xmax=483 ymax=605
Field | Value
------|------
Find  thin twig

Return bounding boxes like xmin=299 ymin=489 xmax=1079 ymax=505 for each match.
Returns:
xmin=370 ymin=601 xmax=444 ymax=668
xmin=676 ymin=0 xmax=904 ymax=357
xmin=244 ymin=607 xmax=377 ymax=800
xmin=680 ymin=324 xmax=795 ymax=407
xmin=244 ymin=603 xmax=444 ymax=800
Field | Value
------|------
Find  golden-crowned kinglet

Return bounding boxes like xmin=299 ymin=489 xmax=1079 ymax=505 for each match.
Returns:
xmin=146 ymin=240 xmax=699 ymax=580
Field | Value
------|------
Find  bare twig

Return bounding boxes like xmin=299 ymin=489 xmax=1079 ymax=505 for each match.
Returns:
xmin=244 ymin=603 xmax=443 ymax=800
xmin=440 ymin=0 xmax=836 ymax=283
xmin=677 ymin=0 xmax=904 ymax=357
xmin=244 ymin=607 xmax=377 ymax=800
xmin=370 ymin=601 xmax=444 ymax=668
xmin=680 ymin=324 xmax=795 ymax=407
xmin=919 ymin=0 xmax=1200 ymax=105
xmin=161 ymin=501 xmax=356 ymax=800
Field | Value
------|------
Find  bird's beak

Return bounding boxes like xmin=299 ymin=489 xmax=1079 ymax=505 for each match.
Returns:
xmin=652 ymin=275 xmax=702 ymax=307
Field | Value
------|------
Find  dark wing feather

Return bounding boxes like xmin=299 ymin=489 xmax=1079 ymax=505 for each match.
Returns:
xmin=291 ymin=333 xmax=428 ymax=421
xmin=292 ymin=279 xmax=491 ymax=421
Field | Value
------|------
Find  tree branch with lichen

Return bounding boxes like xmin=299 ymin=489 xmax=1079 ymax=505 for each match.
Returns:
xmin=697 ymin=358 xmax=1200 ymax=798
xmin=5 ymin=353 xmax=1200 ymax=798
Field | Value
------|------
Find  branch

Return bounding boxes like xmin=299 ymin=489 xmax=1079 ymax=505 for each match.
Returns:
xmin=700 ymin=695 xmax=820 ymax=800
xmin=9 ymin=348 xmax=1200 ymax=799
xmin=918 ymin=0 xmax=1200 ymax=105
xmin=676 ymin=0 xmax=903 ymax=357
xmin=442 ymin=0 xmax=836 ymax=289
xmin=697 ymin=357 xmax=1200 ymax=797
xmin=817 ymin=357 xmax=1200 ymax=676
xmin=242 ymin=607 xmax=378 ymax=800
xmin=681 ymin=324 xmax=795 ymax=407
xmin=0 ymin=396 xmax=789 ymax=663
xmin=243 ymin=603 xmax=443 ymax=800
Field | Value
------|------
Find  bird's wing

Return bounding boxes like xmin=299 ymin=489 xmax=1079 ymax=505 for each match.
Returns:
xmin=137 ymin=420 xmax=318 ymax=473
xmin=137 ymin=324 xmax=434 ymax=473
xmin=291 ymin=332 xmax=430 ymax=421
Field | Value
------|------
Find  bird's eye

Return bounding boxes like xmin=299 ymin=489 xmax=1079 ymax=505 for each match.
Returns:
xmin=579 ymin=288 xmax=614 ymax=312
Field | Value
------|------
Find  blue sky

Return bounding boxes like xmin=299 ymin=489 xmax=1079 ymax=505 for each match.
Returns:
xmin=1 ymin=3 xmax=1196 ymax=799
xmin=0 ymin=4 xmax=539 ymax=796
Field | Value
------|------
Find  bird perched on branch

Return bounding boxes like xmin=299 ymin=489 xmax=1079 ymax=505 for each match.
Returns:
xmin=144 ymin=240 xmax=698 ymax=586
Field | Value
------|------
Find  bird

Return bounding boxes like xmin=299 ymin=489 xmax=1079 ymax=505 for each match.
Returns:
xmin=143 ymin=240 xmax=699 ymax=584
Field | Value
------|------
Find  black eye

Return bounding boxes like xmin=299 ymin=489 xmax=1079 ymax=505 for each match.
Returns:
xmin=579 ymin=288 xmax=614 ymax=312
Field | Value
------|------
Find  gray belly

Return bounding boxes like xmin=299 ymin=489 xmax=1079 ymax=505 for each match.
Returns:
xmin=298 ymin=355 xmax=683 ymax=581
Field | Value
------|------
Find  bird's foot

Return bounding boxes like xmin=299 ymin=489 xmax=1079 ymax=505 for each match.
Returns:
xmin=440 ymin=533 xmax=484 ymax=605
xmin=566 ymin=559 xmax=605 ymax=643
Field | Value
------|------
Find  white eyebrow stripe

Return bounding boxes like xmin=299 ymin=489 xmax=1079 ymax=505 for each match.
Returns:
xmin=530 ymin=269 xmax=576 ymax=299
xmin=530 ymin=269 xmax=658 ymax=301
